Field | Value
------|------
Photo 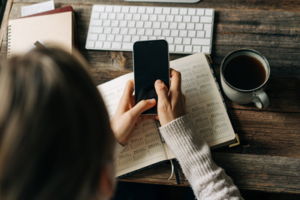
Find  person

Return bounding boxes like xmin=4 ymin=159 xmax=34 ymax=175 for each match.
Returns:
xmin=0 ymin=47 xmax=243 ymax=200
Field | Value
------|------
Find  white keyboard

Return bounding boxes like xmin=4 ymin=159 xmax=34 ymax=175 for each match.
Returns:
xmin=86 ymin=5 xmax=215 ymax=54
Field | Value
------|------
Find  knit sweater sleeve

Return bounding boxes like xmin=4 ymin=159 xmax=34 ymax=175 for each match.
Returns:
xmin=159 ymin=115 xmax=243 ymax=200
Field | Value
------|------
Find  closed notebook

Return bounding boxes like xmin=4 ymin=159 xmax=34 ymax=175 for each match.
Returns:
xmin=8 ymin=12 xmax=73 ymax=57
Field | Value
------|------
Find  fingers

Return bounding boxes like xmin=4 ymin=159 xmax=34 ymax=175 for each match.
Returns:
xmin=155 ymin=80 xmax=170 ymax=106
xmin=128 ymin=99 xmax=156 ymax=119
xmin=121 ymin=79 xmax=134 ymax=101
xmin=170 ymin=69 xmax=182 ymax=93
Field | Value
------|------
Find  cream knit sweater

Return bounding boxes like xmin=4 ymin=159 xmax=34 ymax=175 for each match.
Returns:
xmin=115 ymin=115 xmax=243 ymax=200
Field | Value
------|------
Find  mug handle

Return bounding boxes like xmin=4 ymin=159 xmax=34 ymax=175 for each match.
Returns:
xmin=252 ymin=91 xmax=269 ymax=109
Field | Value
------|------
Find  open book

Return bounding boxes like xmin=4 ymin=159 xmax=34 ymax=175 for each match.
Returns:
xmin=98 ymin=53 xmax=238 ymax=177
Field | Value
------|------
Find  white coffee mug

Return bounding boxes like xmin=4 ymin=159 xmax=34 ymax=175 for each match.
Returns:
xmin=220 ymin=49 xmax=270 ymax=109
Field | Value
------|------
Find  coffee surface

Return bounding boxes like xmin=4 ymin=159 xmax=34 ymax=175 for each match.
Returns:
xmin=224 ymin=55 xmax=266 ymax=90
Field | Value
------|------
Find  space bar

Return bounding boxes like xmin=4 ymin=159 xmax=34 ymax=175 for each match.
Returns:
xmin=192 ymin=38 xmax=210 ymax=45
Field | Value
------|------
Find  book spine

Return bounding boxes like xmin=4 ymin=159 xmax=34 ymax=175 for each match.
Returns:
xmin=7 ymin=25 xmax=11 ymax=58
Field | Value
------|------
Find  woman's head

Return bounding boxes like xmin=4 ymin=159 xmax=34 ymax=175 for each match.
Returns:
xmin=0 ymin=48 xmax=114 ymax=200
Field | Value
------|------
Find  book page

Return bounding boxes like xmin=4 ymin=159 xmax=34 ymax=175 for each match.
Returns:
xmin=170 ymin=53 xmax=235 ymax=149
xmin=97 ymin=73 xmax=168 ymax=177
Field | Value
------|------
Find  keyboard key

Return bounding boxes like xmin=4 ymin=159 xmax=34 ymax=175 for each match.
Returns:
xmin=183 ymin=38 xmax=191 ymax=45
xmin=170 ymin=23 xmax=178 ymax=29
xmin=171 ymin=30 xmax=179 ymax=37
xmin=117 ymin=13 xmax=124 ymax=20
xmin=197 ymin=31 xmax=205 ymax=37
xmin=166 ymin=15 xmax=174 ymax=22
xmin=113 ymin=6 xmax=121 ymax=13
xmin=184 ymin=45 xmax=192 ymax=52
xmin=129 ymin=28 xmax=137 ymax=35
xmin=115 ymin=35 xmax=123 ymax=41
xmin=125 ymin=14 xmax=132 ymax=20
xmin=119 ymin=21 xmax=127 ymax=27
xmin=141 ymin=14 xmax=149 ymax=21
xmin=112 ymin=42 xmax=122 ymax=49
xmin=90 ymin=27 xmax=103 ymax=33
xmin=109 ymin=13 xmax=116 ymax=20
xmin=122 ymin=7 xmax=129 ymax=13
xmin=86 ymin=41 xmax=94 ymax=48
xmin=166 ymin=37 xmax=174 ymax=44
xmin=192 ymin=16 xmax=200 ymax=23
xmin=128 ymin=21 xmax=135 ymax=27
xmin=195 ymin=23 xmax=203 ymax=30
xmin=187 ymin=23 xmax=194 ymax=30
xmin=112 ymin=28 xmax=120 ymax=34
xmin=104 ymin=27 xmax=112 ymax=34
xmin=140 ymin=36 xmax=148 ymax=40
xmin=205 ymin=9 xmax=213 ymax=16
xmin=154 ymin=29 xmax=162 ymax=36
xmin=155 ymin=7 xmax=162 ymax=14
xmin=111 ymin=20 xmax=119 ymax=27
xmin=98 ymin=34 xmax=106 ymax=40
xmin=192 ymin=38 xmax=210 ymax=45
xmin=204 ymin=24 xmax=212 ymax=38
xmin=120 ymin=28 xmax=128 ymax=34
xmin=138 ymin=7 xmax=146 ymax=13
xmin=132 ymin=36 xmax=140 ymax=42
xmin=122 ymin=43 xmax=133 ymax=50
xmin=107 ymin=35 xmax=115 ymax=41
xmin=149 ymin=36 xmax=157 ymax=40
xmin=130 ymin=7 xmax=138 ymax=13
xmin=175 ymin=45 xmax=184 ymax=52
xmin=136 ymin=21 xmax=144 ymax=28
xmin=103 ymin=42 xmax=111 ymax=48
xmin=137 ymin=29 xmax=145 ymax=35
xmin=175 ymin=15 xmax=182 ymax=22
xmin=163 ymin=8 xmax=171 ymax=14
xmin=188 ymin=9 xmax=196 ymax=15
xmin=193 ymin=46 xmax=201 ymax=52
xmin=153 ymin=22 xmax=160 ymax=28
xmin=197 ymin=9 xmax=204 ymax=15
xmin=162 ymin=30 xmax=170 ymax=36
xmin=103 ymin=20 xmax=111 ymax=27
xmin=178 ymin=23 xmax=186 ymax=30
xmin=133 ymin=14 xmax=141 ymax=20
xmin=100 ymin=13 xmax=108 ymax=19
xmin=92 ymin=13 xmax=100 ymax=19
xmin=179 ymin=8 xmax=187 ymax=15
xmin=95 ymin=41 xmax=103 ymax=48
xmin=123 ymin=35 xmax=131 ymax=42
xmin=179 ymin=30 xmax=187 ymax=37
xmin=169 ymin=44 xmax=175 ymax=51
xmin=146 ymin=29 xmax=153 ymax=35
xmin=88 ymin=34 xmax=98 ymax=40
xmin=174 ymin=37 xmax=182 ymax=44
xmin=106 ymin=6 xmax=113 ymax=12
xmin=201 ymin=16 xmax=212 ymax=23
xmin=188 ymin=30 xmax=196 ymax=37
xmin=150 ymin=15 xmax=157 ymax=21
xmin=202 ymin=46 xmax=210 ymax=53
xmin=91 ymin=20 xmax=102 ymax=26
xmin=158 ymin=15 xmax=166 ymax=21
xmin=144 ymin=22 xmax=152 ymax=28
xmin=157 ymin=36 xmax=165 ymax=40
xmin=94 ymin=6 xmax=105 ymax=12
xmin=183 ymin=16 xmax=191 ymax=22
xmin=146 ymin=7 xmax=154 ymax=14
xmin=161 ymin=22 xmax=169 ymax=29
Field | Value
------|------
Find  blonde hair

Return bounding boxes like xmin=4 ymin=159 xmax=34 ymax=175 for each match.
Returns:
xmin=0 ymin=48 xmax=114 ymax=200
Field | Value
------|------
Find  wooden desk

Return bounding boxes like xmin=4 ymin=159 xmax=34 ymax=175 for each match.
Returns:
xmin=1 ymin=0 xmax=300 ymax=195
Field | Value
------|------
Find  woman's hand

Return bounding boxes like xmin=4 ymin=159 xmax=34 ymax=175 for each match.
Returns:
xmin=111 ymin=80 xmax=157 ymax=145
xmin=154 ymin=69 xmax=186 ymax=126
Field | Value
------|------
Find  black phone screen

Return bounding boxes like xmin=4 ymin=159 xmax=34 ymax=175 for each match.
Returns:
xmin=133 ymin=40 xmax=170 ymax=114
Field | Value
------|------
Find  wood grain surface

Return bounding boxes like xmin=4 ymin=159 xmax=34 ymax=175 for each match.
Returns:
xmin=0 ymin=0 xmax=300 ymax=194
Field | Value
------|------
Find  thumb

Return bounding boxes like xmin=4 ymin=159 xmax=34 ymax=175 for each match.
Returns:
xmin=129 ymin=99 xmax=156 ymax=118
xmin=154 ymin=80 xmax=170 ymax=105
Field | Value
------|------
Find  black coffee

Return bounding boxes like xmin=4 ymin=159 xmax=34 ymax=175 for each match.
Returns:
xmin=224 ymin=55 xmax=266 ymax=90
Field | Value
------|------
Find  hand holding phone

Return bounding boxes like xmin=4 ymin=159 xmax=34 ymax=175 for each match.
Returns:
xmin=133 ymin=40 xmax=170 ymax=115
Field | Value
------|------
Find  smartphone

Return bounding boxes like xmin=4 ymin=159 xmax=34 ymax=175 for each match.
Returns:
xmin=133 ymin=40 xmax=170 ymax=115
